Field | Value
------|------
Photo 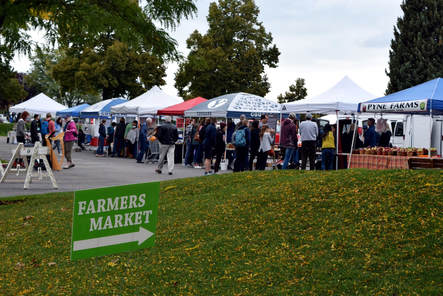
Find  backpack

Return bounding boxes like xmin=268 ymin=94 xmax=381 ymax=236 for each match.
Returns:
xmin=40 ymin=120 xmax=49 ymax=135
xmin=234 ymin=128 xmax=246 ymax=147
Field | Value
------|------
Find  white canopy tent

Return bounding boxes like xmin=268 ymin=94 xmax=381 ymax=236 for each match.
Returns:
xmin=9 ymin=93 xmax=67 ymax=116
xmin=281 ymin=76 xmax=376 ymax=170
xmin=111 ymin=86 xmax=182 ymax=116
xmin=282 ymin=76 xmax=375 ymax=114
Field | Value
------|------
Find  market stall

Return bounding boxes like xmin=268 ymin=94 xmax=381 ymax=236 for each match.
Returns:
xmin=80 ymin=98 xmax=127 ymax=146
xmin=185 ymin=92 xmax=281 ymax=169
xmin=110 ymin=86 xmax=182 ymax=116
xmin=9 ymin=93 xmax=67 ymax=116
xmin=185 ymin=92 xmax=281 ymax=119
xmin=56 ymin=103 xmax=90 ymax=118
xmin=157 ymin=97 xmax=208 ymax=163
xmin=282 ymin=76 xmax=375 ymax=169
xmin=353 ymin=77 xmax=443 ymax=167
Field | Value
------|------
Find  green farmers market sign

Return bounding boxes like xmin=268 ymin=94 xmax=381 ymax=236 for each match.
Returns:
xmin=71 ymin=182 xmax=160 ymax=260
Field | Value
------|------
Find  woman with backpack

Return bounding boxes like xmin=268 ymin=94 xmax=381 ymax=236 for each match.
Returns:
xmin=233 ymin=119 xmax=250 ymax=172
xmin=63 ymin=116 xmax=78 ymax=169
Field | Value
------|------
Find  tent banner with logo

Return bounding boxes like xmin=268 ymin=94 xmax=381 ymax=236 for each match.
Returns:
xmin=358 ymin=78 xmax=443 ymax=114
xmin=184 ymin=93 xmax=281 ymax=118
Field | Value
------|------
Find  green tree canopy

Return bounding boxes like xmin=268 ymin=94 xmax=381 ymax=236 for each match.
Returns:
xmin=0 ymin=0 xmax=197 ymax=61
xmin=0 ymin=63 xmax=27 ymax=110
xmin=277 ymin=78 xmax=308 ymax=104
xmin=25 ymin=47 xmax=100 ymax=107
xmin=386 ymin=0 xmax=443 ymax=94
xmin=175 ymin=0 xmax=280 ymax=100
xmin=52 ymin=41 xmax=167 ymax=100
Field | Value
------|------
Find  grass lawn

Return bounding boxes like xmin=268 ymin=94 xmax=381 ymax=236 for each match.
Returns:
xmin=0 ymin=169 xmax=442 ymax=295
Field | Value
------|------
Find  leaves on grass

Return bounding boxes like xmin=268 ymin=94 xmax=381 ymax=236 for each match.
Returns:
xmin=0 ymin=170 xmax=442 ymax=295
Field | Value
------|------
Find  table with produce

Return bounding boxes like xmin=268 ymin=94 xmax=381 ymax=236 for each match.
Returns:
xmin=348 ymin=147 xmax=439 ymax=170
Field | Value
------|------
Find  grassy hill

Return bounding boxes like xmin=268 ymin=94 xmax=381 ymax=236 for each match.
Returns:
xmin=0 ymin=169 xmax=442 ymax=295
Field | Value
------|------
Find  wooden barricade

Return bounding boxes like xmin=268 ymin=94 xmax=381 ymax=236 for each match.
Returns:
xmin=0 ymin=142 xmax=58 ymax=189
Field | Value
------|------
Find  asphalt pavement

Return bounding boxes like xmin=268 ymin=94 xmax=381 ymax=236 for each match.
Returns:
xmin=0 ymin=137 xmax=218 ymax=198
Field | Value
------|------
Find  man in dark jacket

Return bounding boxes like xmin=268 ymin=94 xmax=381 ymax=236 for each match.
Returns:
xmin=96 ymin=119 xmax=107 ymax=156
xmin=280 ymin=113 xmax=298 ymax=169
xmin=248 ymin=120 xmax=260 ymax=170
xmin=203 ymin=118 xmax=217 ymax=175
xmin=155 ymin=116 xmax=178 ymax=175
xmin=184 ymin=119 xmax=197 ymax=167
xmin=233 ymin=119 xmax=250 ymax=172
xmin=30 ymin=114 xmax=41 ymax=144
xmin=214 ymin=122 xmax=226 ymax=173
xmin=112 ymin=118 xmax=126 ymax=157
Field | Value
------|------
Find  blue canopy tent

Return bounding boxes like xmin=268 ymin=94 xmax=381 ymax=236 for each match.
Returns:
xmin=80 ymin=98 xmax=127 ymax=119
xmin=358 ymin=78 xmax=443 ymax=114
xmin=352 ymin=78 xmax=443 ymax=161
xmin=56 ymin=103 xmax=90 ymax=118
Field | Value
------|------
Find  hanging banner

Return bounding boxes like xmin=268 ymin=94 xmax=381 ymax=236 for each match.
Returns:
xmin=71 ymin=182 xmax=160 ymax=260
xmin=360 ymin=99 xmax=428 ymax=113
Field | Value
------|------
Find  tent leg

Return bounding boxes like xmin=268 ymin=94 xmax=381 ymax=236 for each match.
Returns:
xmin=335 ymin=111 xmax=339 ymax=170
xmin=224 ymin=117 xmax=228 ymax=160
xmin=183 ymin=116 xmax=186 ymax=165
xmin=347 ymin=114 xmax=359 ymax=169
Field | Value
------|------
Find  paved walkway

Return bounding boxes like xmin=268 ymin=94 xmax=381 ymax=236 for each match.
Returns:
xmin=0 ymin=137 xmax=218 ymax=198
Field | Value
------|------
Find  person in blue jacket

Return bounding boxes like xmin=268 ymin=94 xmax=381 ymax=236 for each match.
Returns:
xmin=364 ymin=118 xmax=377 ymax=147
xmin=136 ymin=118 xmax=150 ymax=163
xmin=96 ymin=119 xmax=107 ymax=156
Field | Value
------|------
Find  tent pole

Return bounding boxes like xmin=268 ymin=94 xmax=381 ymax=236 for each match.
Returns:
xmin=183 ymin=115 xmax=186 ymax=165
xmin=347 ymin=114 xmax=359 ymax=169
xmin=224 ymin=116 xmax=228 ymax=160
xmin=428 ymin=79 xmax=439 ymax=157
xmin=335 ymin=110 xmax=339 ymax=170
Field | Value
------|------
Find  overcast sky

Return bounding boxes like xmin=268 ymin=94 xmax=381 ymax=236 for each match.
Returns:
xmin=11 ymin=0 xmax=404 ymax=101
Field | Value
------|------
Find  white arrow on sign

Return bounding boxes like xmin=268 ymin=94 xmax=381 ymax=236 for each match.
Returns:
xmin=73 ymin=227 xmax=154 ymax=251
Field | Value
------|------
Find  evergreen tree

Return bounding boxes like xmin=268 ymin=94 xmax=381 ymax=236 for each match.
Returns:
xmin=175 ymin=0 xmax=280 ymax=99
xmin=277 ymin=78 xmax=307 ymax=104
xmin=386 ymin=0 xmax=443 ymax=94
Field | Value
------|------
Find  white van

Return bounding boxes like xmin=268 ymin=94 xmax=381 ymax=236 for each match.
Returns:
xmin=320 ymin=114 xmax=407 ymax=148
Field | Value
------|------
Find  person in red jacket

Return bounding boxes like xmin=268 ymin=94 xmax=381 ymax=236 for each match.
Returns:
xmin=280 ymin=113 xmax=298 ymax=169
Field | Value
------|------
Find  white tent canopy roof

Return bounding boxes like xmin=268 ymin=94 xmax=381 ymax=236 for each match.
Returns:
xmin=111 ymin=86 xmax=182 ymax=115
xmin=282 ymin=76 xmax=376 ymax=114
xmin=9 ymin=93 xmax=67 ymax=116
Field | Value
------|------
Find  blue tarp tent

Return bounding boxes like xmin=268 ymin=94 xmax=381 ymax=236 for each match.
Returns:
xmin=358 ymin=78 xmax=443 ymax=114
xmin=80 ymin=98 xmax=127 ymax=119
xmin=56 ymin=103 xmax=90 ymax=117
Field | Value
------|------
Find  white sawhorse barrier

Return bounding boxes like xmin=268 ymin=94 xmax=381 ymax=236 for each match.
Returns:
xmin=0 ymin=142 xmax=58 ymax=189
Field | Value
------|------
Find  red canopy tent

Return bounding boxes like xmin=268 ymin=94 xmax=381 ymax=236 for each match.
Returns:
xmin=157 ymin=97 xmax=207 ymax=116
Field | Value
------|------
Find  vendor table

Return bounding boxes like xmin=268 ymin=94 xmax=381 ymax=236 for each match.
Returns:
xmin=348 ymin=154 xmax=410 ymax=170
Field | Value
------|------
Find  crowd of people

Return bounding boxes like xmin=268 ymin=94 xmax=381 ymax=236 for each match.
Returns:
xmin=13 ymin=111 xmax=78 ymax=169
xmin=10 ymin=110 xmax=396 ymax=176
